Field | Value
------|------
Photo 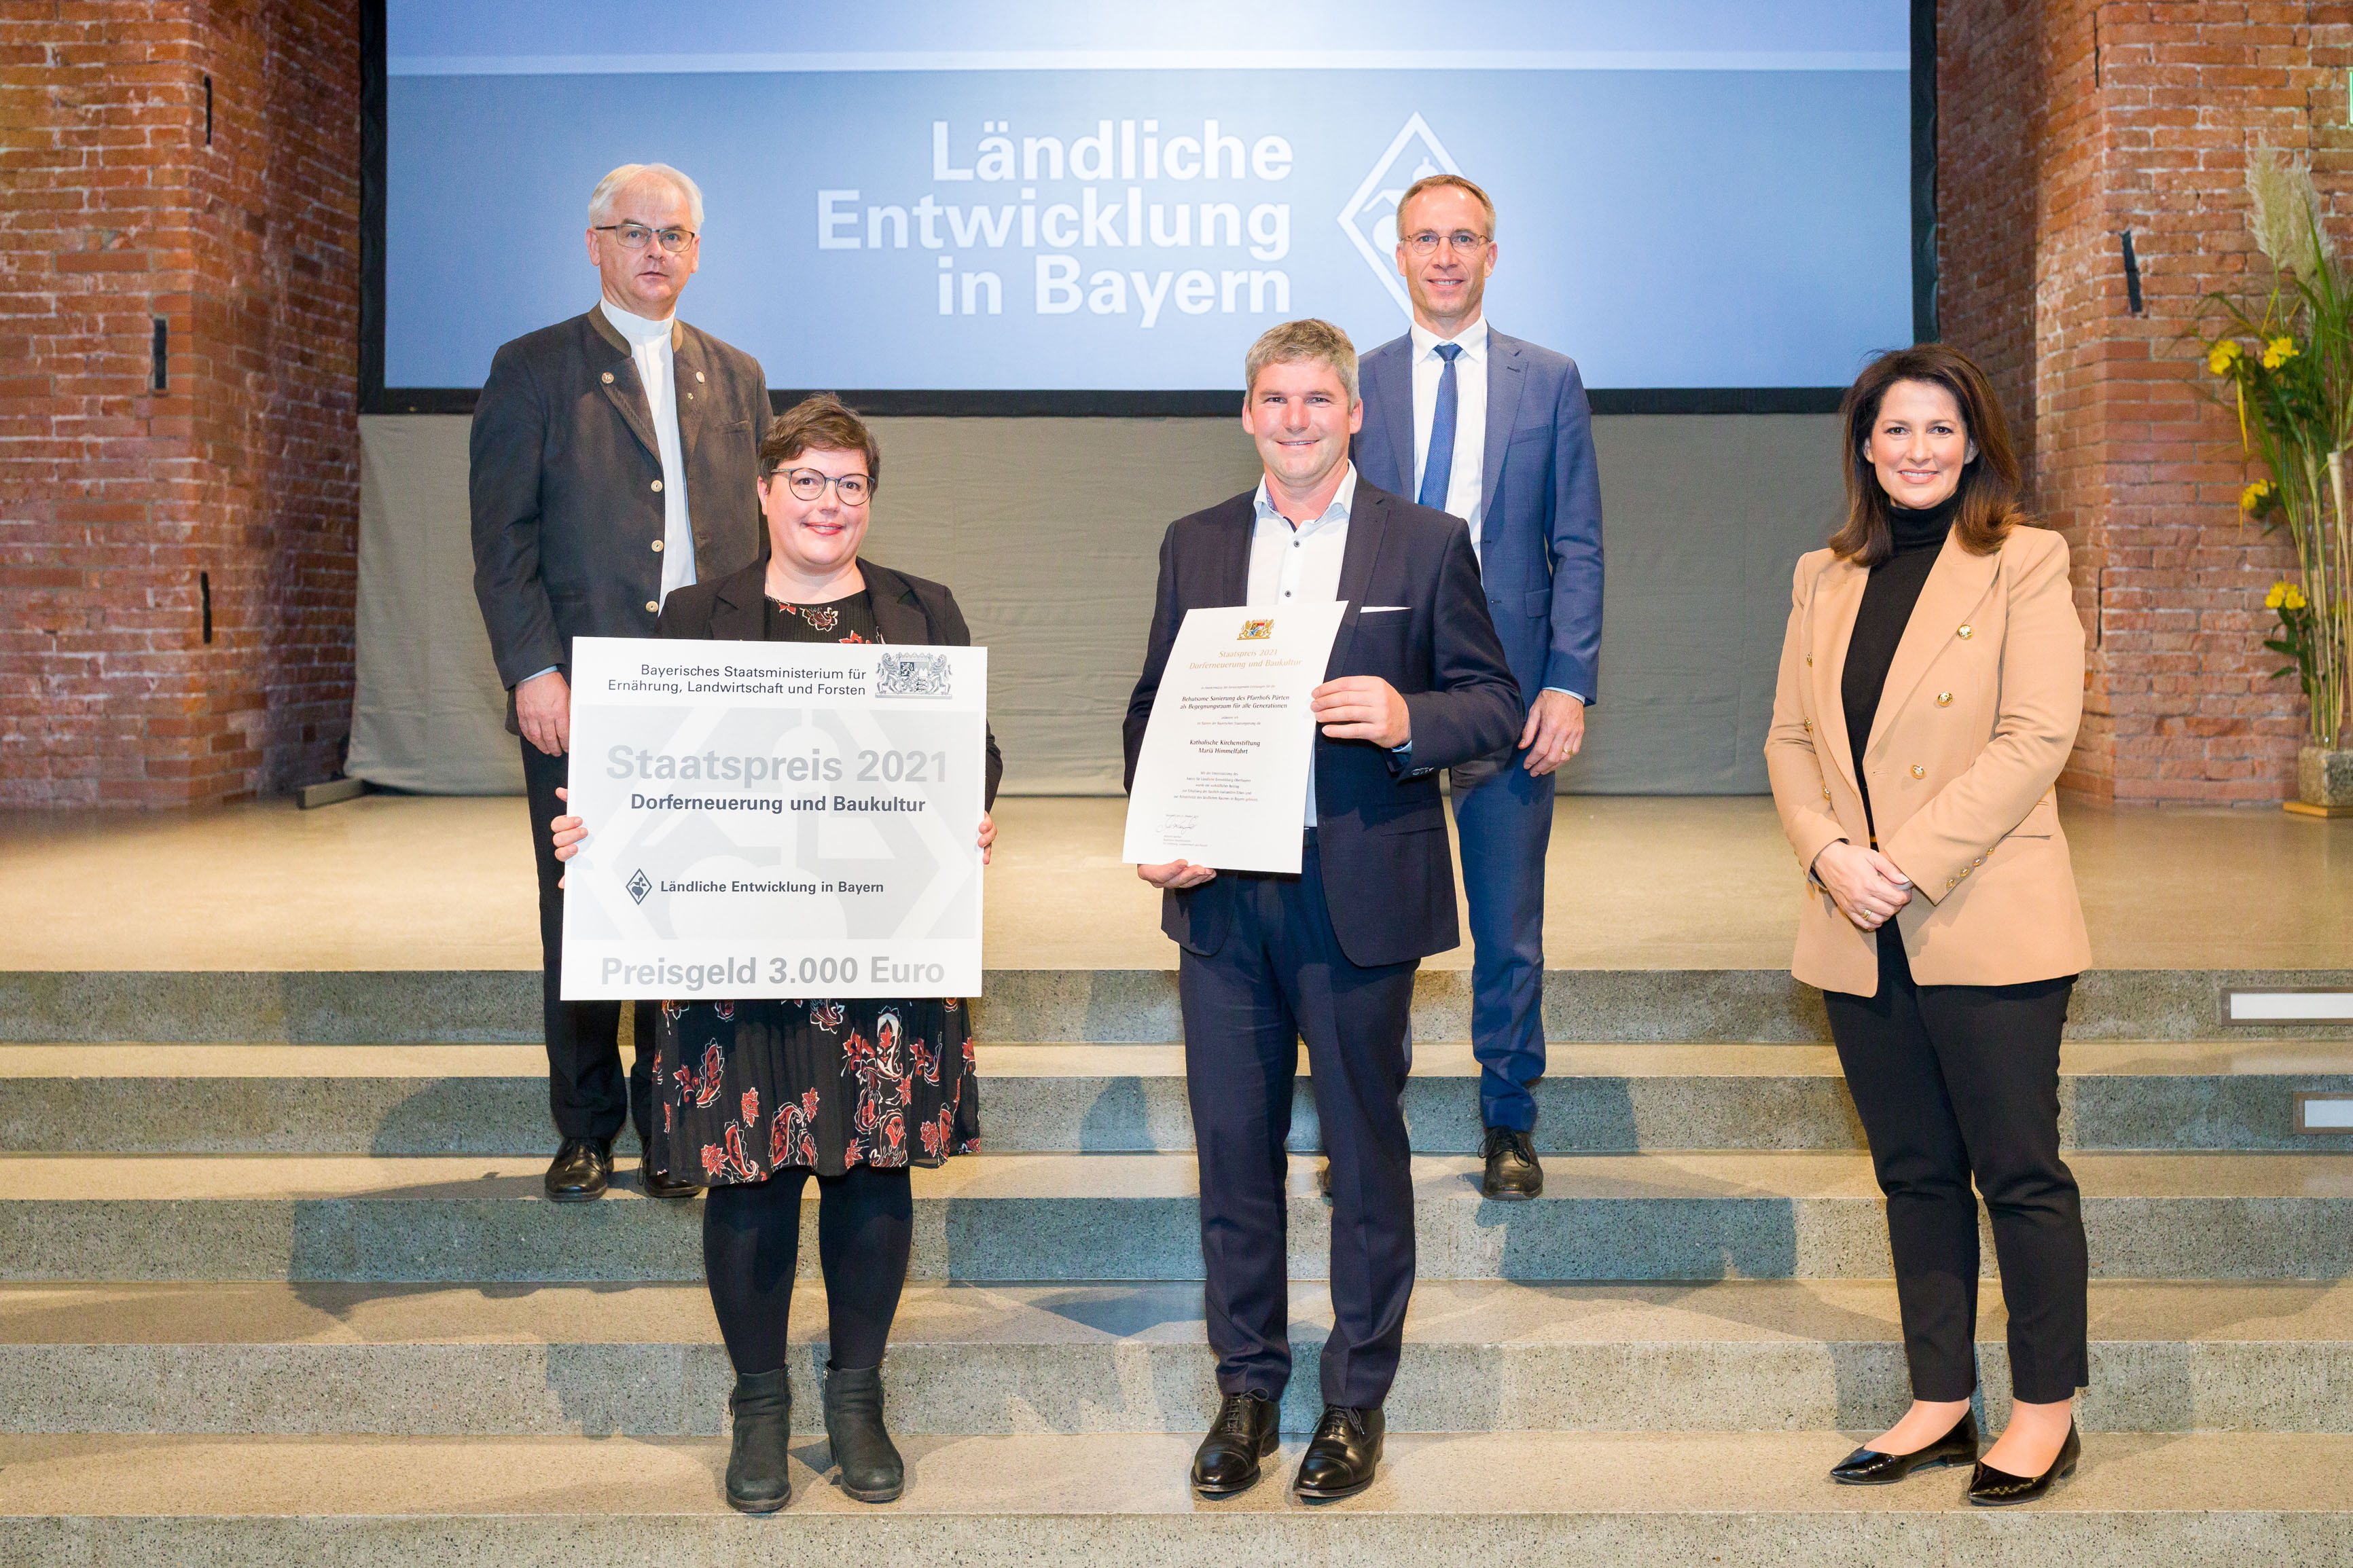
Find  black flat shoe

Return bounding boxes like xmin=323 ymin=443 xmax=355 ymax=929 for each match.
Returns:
xmin=1293 ymin=1404 xmax=1383 ymax=1501
xmin=543 ymin=1135 xmax=613 ymax=1201
xmin=1480 ymin=1126 xmax=1543 ymax=1199
xmin=1190 ymin=1391 xmax=1280 ymax=1497
xmin=1968 ymin=1421 xmax=2080 ymax=1506
xmin=1830 ymin=1410 xmax=1979 ymax=1484
xmin=640 ymin=1159 xmax=704 ymax=1201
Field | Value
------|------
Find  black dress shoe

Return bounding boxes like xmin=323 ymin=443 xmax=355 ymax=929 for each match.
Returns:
xmin=725 ymin=1368 xmax=792 ymax=1513
xmin=1830 ymin=1409 xmax=1979 ymax=1484
xmin=1480 ymin=1126 xmax=1543 ymax=1200
xmin=1968 ymin=1421 xmax=2080 ymax=1506
xmin=1190 ymin=1391 xmax=1280 ymax=1497
xmin=1293 ymin=1404 xmax=1383 ymax=1501
xmin=639 ymin=1154 xmax=704 ymax=1202
xmin=543 ymin=1136 xmax=613 ymax=1202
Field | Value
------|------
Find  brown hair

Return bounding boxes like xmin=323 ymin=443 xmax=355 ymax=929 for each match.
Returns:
xmin=1397 ymin=173 xmax=1496 ymax=239
xmin=1831 ymin=343 xmax=2024 ymax=566
xmin=758 ymin=393 xmax=880 ymax=490
xmin=1244 ymin=318 xmax=1359 ymax=405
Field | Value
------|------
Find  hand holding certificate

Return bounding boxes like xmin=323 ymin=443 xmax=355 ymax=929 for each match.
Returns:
xmin=558 ymin=635 xmax=987 ymax=1000
xmin=1122 ymin=601 xmax=1348 ymax=875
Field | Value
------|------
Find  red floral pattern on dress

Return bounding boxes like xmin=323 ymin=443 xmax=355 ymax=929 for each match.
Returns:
xmin=651 ymin=997 xmax=973 ymax=1185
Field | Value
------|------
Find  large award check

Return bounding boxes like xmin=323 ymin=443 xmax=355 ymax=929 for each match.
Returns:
xmin=1121 ymin=600 xmax=1346 ymax=875
xmin=560 ymin=636 xmax=986 ymax=1001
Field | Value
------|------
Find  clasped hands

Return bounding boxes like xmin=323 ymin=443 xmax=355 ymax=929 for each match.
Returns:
xmin=1136 ymin=676 xmax=1407 ymax=892
xmin=1811 ymin=839 xmax=1913 ymax=932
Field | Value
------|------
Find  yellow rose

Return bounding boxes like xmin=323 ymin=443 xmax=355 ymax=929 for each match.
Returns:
xmin=2241 ymin=479 xmax=2273 ymax=513
xmin=2262 ymin=335 xmax=2300 ymax=369
xmin=2267 ymin=581 xmax=2289 ymax=609
xmin=2282 ymin=584 xmax=2309 ymax=611
xmin=2208 ymin=340 xmax=2244 ymax=375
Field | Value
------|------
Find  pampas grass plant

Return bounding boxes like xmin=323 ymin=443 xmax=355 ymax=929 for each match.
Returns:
xmin=2193 ymin=143 xmax=2353 ymax=753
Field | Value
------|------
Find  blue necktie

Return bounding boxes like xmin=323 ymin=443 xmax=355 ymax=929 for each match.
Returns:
xmin=1418 ymin=342 xmax=1462 ymax=511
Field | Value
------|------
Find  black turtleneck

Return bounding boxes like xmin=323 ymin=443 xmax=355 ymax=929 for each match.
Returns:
xmin=1840 ymin=492 xmax=1959 ymax=839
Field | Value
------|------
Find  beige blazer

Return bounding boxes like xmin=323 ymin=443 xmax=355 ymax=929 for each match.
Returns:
xmin=1764 ymin=524 xmax=2091 ymax=995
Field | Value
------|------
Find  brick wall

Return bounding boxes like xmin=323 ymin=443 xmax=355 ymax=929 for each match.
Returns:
xmin=1940 ymin=0 xmax=2337 ymax=803
xmin=0 ymin=4 xmax=2333 ymax=807
xmin=0 ymin=1 xmax=359 ymax=808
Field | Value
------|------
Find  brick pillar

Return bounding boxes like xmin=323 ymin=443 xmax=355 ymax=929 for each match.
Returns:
xmin=1941 ymin=0 xmax=2337 ymax=804
xmin=0 ymin=1 xmax=359 ymax=809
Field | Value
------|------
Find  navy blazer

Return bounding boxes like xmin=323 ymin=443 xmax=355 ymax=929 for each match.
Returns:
xmin=657 ymin=557 xmax=1004 ymax=809
xmin=1352 ymin=327 xmax=1605 ymax=707
xmin=1121 ymin=481 xmax=1522 ymax=969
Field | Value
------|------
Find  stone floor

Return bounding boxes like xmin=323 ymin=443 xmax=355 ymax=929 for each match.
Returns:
xmin=2 ymin=792 xmax=2348 ymax=972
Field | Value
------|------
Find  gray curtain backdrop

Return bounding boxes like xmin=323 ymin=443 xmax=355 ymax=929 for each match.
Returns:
xmin=350 ymin=412 xmax=1840 ymax=796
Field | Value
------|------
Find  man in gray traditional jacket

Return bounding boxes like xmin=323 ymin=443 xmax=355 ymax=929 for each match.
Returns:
xmin=471 ymin=162 xmax=770 ymax=1202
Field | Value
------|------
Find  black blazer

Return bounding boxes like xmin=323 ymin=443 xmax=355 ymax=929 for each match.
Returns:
xmin=658 ymin=557 xmax=1004 ymax=809
xmin=469 ymin=306 xmax=770 ymax=724
xmin=1122 ymin=481 xmax=1521 ymax=968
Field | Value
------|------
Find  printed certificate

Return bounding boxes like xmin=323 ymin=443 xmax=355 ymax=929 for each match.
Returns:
xmin=559 ymin=636 xmax=987 ymax=1000
xmin=1121 ymin=601 xmax=1346 ymax=875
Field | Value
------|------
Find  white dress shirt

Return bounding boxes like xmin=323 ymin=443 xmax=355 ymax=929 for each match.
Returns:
xmin=600 ymin=298 xmax=696 ymax=601
xmin=1409 ymin=314 xmax=1489 ymax=560
xmin=1248 ymin=464 xmax=1357 ymax=828
xmin=1409 ymin=315 xmax=1580 ymax=704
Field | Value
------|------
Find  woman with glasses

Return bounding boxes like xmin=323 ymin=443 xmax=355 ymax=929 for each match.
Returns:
xmin=550 ymin=393 xmax=1002 ymax=1513
xmin=1764 ymin=344 xmax=2091 ymax=1506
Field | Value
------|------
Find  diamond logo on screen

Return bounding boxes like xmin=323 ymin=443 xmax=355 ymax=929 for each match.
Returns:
xmin=626 ymin=869 xmax=652 ymax=905
xmin=1338 ymin=113 xmax=1463 ymax=318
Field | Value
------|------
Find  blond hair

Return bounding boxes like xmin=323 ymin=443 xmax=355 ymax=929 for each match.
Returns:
xmin=1243 ymin=318 xmax=1359 ymax=405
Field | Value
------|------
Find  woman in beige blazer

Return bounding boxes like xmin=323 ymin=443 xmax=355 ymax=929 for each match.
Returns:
xmin=1765 ymin=344 xmax=2091 ymax=1506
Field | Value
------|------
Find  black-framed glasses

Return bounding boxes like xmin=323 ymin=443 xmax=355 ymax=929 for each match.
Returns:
xmin=1403 ymin=229 xmax=1490 ymax=256
xmin=593 ymin=222 xmax=698 ymax=255
xmin=771 ymin=467 xmax=872 ymax=505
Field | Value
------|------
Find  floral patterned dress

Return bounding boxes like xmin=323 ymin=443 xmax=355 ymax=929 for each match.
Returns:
xmin=645 ymin=589 xmax=981 ymax=1184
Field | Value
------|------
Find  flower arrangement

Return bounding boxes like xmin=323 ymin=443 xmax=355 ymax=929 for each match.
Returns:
xmin=2195 ymin=147 xmax=2352 ymax=754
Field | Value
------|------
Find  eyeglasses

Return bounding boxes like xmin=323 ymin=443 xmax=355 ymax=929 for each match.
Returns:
xmin=1403 ymin=230 xmax=1491 ymax=257
xmin=592 ymin=223 xmax=698 ymax=255
xmin=770 ymin=467 xmax=872 ymax=505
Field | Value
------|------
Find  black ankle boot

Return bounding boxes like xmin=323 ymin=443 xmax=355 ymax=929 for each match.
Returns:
xmin=724 ymin=1368 xmax=792 ymax=1513
xmin=823 ymin=1362 xmax=905 ymax=1503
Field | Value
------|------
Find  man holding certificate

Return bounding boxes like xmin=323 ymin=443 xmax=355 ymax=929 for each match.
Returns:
xmin=1124 ymin=319 xmax=1521 ymax=1501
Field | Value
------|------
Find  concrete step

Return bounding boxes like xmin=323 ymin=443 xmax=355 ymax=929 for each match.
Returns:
xmin=6 ymin=1040 xmax=2348 ymax=1154
xmin=5 ymin=1429 xmax=2353 ymax=1565
xmin=3 ymin=1151 xmax=2348 ymax=1283
xmin=10 ymin=966 xmax=2352 ymax=1044
xmin=4 ymin=1278 xmax=2349 ymax=1438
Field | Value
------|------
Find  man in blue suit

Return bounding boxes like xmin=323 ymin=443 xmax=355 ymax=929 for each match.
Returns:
xmin=1126 ymin=319 xmax=1521 ymax=1502
xmin=1352 ymin=174 xmax=1606 ymax=1200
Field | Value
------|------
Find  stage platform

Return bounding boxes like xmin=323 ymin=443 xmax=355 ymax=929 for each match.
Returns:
xmin=3 ymin=795 xmax=2350 ymax=1561
xmin=5 ymin=792 xmax=2350 ymax=972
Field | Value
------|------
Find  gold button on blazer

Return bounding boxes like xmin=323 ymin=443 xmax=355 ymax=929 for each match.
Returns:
xmin=1763 ymin=525 xmax=2092 ymax=996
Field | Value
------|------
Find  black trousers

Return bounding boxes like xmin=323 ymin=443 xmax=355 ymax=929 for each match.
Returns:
xmin=1178 ymin=832 xmax=1418 ymax=1411
xmin=704 ymin=1165 xmax=914 ymax=1376
xmin=520 ymin=738 xmax=653 ymax=1142
xmin=1823 ymin=930 xmax=2088 ymax=1405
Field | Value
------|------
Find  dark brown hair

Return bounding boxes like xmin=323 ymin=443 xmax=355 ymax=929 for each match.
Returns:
xmin=1831 ymin=343 xmax=2024 ymax=566
xmin=758 ymin=393 xmax=880 ymax=490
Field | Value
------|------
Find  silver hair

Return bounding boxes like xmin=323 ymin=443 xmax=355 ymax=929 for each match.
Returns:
xmin=1243 ymin=318 xmax=1359 ymax=405
xmin=588 ymin=163 xmax=706 ymax=231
